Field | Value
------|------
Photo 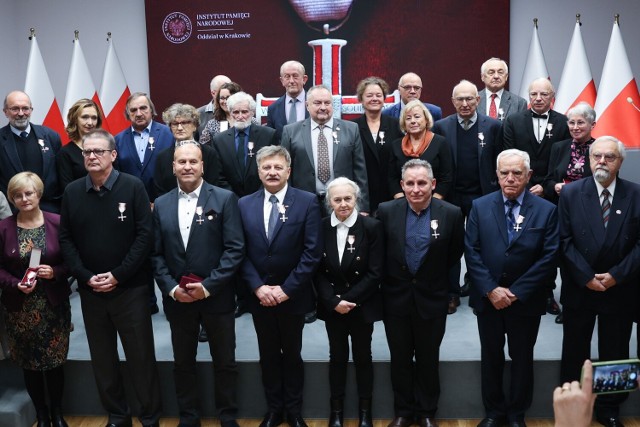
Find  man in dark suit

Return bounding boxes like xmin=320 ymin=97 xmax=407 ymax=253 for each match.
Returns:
xmin=1 ymin=90 xmax=61 ymax=213
xmin=281 ymin=84 xmax=369 ymax=213
xmin=114 ymin=92 xmax=174 ymax=202
xmin=432 ymin=80 xmax=502 ymax=313
xmin=558 ymin=136 xmax=640 ymax=427
xmin=152 ymin=142 xmax=244 ymax=427
xmin=382 ymin=72 xmax=442 ymax=122
xmin=196 ymin=74 xmax=231 ymax=137
xmin=267 ymin=61 xmax=308 ymax=141
xmin=59 ymin=129 xmax=161 ymax=427
xmin=377 ymin=159 xmax=465 ymax=427
xmin=502 ymin=78 xmax=569 ymax=316
xmin=478 ymin=58 xmax=527 ymax=121
xmin=465 ymin=149 xmax=559 ymax=427
xmin=213 ymin=91 xmax=278 ymax=197
xmin=238 ymin=145 xmax=323 ymax=427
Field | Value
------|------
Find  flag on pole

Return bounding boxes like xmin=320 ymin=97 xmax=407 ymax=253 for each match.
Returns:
xmin=99 ymin=33 xmax=131 ymax=135
xmin=593 ymin=15 xmax=640 ymax=149
xmin=554 ymin=15 xmax=597 ymax=113
xmin=518 ymin=18 xmax=550 ymax=101
xmin=24 ymin=29 xmax=66 ymax=141
xmin=62 ymin=30 xmax=110 ymax=132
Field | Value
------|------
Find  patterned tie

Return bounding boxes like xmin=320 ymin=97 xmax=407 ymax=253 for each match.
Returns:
xmin=489 ymin=93 xmax=498 ymax=119
xmin=505 ymin=199 xmax=519 ymax=243
xmin=462 ymin=119 xmax=470 ymax=130
xmin=317 ymin=125 xmax=331 ymax=184
xmin=268 ymin=195 xmax=279 ymax=241
xmin=20 ymin=131 xmax=28 ymax=139
xmin=288 ymin=99 xmax=298 ymax=124
xmin=601 ymin=189 xmax=611 ymax=228
xmin=236 ymin=130 xmax=246 ymax=172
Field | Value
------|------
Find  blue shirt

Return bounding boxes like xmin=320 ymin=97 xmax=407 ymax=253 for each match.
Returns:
xmin=405 ymin=203 xmax=431 ymax=275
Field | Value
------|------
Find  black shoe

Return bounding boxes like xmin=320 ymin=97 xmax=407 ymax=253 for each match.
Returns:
xmin=259 ymin=412 xmax=284 ymax=427
xmin=50 ymin=407 xmax=69 ymax=427
xmin=198 ymin=325 xmax=208 ymax=343
xmin=105 ymin=422 xmax=133 ymax=427
xmin=329 ymin=399 xmax=343 ymax=427
xmin=358 ymin=398 xmax=373 ymax=427
xmin=150 ymin=303 xmax=160 ymax=315
xmin=596 ymin=416 xmax=625 ymax=427
xmin=546 ymin=296 xmax=561 ymax=315
xmin=555 ymin=313 xmax=563 ymax=324
xmin=448 ymin=296 xmax=459 ymax=314
xmin=235 ymin=304 xmax=248 ymax=318
xmin=287 ymin=414 xmax=309 ymax=427
xmin=477 ymin=418 xmax=504 ymax=427
xmin=304 ymin=310 xmax=317 ymax=324
xmin=387 ymin=417 xmax=414 ymax=427
xmin=460 ymin=273 xmax=471 ymax=297
xmin=142 ymin=423 xmax=160 ymax=427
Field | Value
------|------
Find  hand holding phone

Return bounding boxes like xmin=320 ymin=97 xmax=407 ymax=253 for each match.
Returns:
xmin=584 ymin=359 xmax=640 ymax=395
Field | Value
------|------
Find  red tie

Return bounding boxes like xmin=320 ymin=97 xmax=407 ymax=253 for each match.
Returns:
xmin=489 ymin=93 xmax=498 ymax=119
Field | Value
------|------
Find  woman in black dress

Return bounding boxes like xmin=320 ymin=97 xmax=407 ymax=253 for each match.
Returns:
xmin=0 ymin=172 xmax=71 ymax=427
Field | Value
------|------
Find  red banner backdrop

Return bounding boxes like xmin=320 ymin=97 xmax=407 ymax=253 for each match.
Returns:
xmin=145 ymin=0 xmax=510 ymax=119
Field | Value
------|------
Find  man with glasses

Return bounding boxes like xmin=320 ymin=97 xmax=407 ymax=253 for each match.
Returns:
xmin=59 ymin=129 xmax=162 ymax=427
xmin=432 ymin=80 xmax=502 ymax=313
xmin=382 ymin=72 xmax=442 ymax=122
xmin=558 ymin=136 xmax=640 ymax=427
xmin=502 ymin=78 xmax=570 ymax=317
xmin=0 ymin=90 xmax=62 ymax=212
xmin=267 ymin=60 xmax=309 ymax=141
xmin=478 ymin=58 xmax=527 ymax=121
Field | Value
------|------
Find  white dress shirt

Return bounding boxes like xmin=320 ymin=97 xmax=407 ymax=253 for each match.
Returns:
xmin=331 ymin=209 xmax=358 ymax=264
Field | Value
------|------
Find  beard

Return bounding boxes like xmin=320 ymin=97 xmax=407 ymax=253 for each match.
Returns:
xmin=11 ymin=117 xmax=29 ymax=130
xmin=594 ymin=168 xmax=610 ymax=183
xmin=234 ymin=119 xmax=251 ymax=130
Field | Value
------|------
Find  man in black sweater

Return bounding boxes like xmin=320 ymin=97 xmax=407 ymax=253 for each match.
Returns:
xmin=59 ymin=129 xmax=161 ymax=427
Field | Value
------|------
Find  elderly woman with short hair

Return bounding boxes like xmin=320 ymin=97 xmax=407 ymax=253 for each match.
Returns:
xmin=314 ymin=177 xmax=384 ymax=427
xmin=0 ymin=172 xmax=71 ymax=427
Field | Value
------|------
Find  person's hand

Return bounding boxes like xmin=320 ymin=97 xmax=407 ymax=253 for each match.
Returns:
xmin=529 ymin=184 xmax=544 ymax=196
xmin=17 ymin=281 xmax=36 ymax=294
xmin=255 ymin=285 xmax=279 ymax=306
xmin=554 ymin=182 xmax=565 ymax=195
xmin=488 ymin=287 xmax=514 ymax=310
xmin=594 ymin=272 xmax=616 ymax=289
xmin=553 ymin=359 xmax=596 ymax=427
xmin=184 ymin=282 xmax=207 ymax=301
xmin=334 ymin=300 xmax=356 ymax=314
xmin=174 ymin=287 xmax=198 ymax=303
xmin=585 ymin=277 xmax=607 ymax=292
xmin=270 ymin=285 xmax=289 ymax=303
xmin=35 ymin=264 xmax=55 ymax=280
xmin=88 ymin=272 xmax=118 ymax=293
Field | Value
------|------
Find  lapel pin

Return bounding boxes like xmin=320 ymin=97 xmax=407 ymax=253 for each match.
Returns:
xmin=430 ymin=220 xmax=439 ymax=238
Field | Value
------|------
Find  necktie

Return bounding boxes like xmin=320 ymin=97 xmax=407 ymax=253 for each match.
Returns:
xmin=20 ymin=131 xmax=28 ymax=139
xmin=505 ymin=199 xmax=519 ymax=243
xmin=462 ymin=119 xmax=470 ymax=130
xmin=532 ymin=112 xmax=548 ymax=119
xmin=268 ymin=195 xmax=279 ymax=241
xmin=317 ymin=125 xmax=331 ymax=184
xmin=489 ymin=93 xmax=498 ymax=119
xmin=288 ymin=99 xmax=298 ymax=124
xmin=601 ymin=189 xmax=611 ymax=228
xmin=236 ymin=130 xmax=246 ymax=172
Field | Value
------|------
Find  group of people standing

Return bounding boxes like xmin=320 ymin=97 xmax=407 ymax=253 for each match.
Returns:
xmin=0 ymin=54 xmax=638 ymax=427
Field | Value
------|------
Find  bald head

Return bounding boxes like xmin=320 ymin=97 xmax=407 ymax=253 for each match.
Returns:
xmin=210 ymin=75 xmax=231 ymax=99
xmin=398 ymin=72 xmax=423 ymax=104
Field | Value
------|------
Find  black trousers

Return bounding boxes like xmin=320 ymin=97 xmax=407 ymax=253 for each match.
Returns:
xmin=476 ymin=307 xmax=541 ymax=423
xmin=252 ymin=311 xmax=306 ymax=415
xmin=324 ymin=312 xmax=374 ymax=400
xmin=561 ymin=307 xmax=633 ymax=418
xmin=384 ymin=306 xmax=446 ymax=418
xmin=166 ymin=306 xmax=238 ymax=424
xmin=79 ymin=286 xmax=162 ymax=426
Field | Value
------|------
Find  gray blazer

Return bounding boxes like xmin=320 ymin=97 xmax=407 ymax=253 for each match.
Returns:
xmin=478 ymin=88 xmax=527 ymax=120
xmin=281 ymin=118 xmax=370 ymax=211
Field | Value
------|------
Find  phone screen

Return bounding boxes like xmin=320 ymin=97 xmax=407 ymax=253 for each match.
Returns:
xmin=590 ymin=361 xmax=640 ymax=395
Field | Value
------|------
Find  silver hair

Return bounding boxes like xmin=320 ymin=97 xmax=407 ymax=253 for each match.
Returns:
xmin=566 ymin=102 xmax=596 ymax=124
xmin=401 ymin=159 xmax=434 ymax=180
xmin=325 ymin=177 xmax=361 ymax=212
xmin=589 ymin=136 xmax=626 ymax=160
xmin=497 ymin=149 xmax=531 ymax=171
xmin=256 ymin=145 xmax=291 ymax=167
xmin=227 ymin=92 xmax=257 ymax=112
xmin=480 ymin=57 xmax=509 ymax=76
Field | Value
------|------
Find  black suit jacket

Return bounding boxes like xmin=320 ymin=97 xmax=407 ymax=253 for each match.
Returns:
xmin=501 ymin=109 xmax=570 ymax=188
xmin=152 ymin=181 xmax=245 ymax=315
xmin=559 ymin=177 xmax=640 ymax=315
xmin=377 ymin=197 xmax=464 ymax=319
xmin=432 ymin=113 xmax=502 ymax=199
xmin=352 ymin=115 xmax=402 ymax=213
xmin=315 ymin=215 xmax=384 ymax=323
xmin=212 ymin=124 xmax=278 ymax=197
xmin=542 ymin=138 xmax=594 ymax=203
xmin=266 ymin=94 xmax=309 ymax=141
xmin=154 ymin=143 xmax=224 ymax=197
xmin=0 ymin=124 xmax=61 ymax=212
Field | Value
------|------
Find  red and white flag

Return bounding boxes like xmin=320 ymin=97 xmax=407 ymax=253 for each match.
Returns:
xmin=518 ymin=19 xmax=550 ymax=101
xmin=24 ymin=32 xmax=66 ymax=141
xmin=593 ymin=16 xmax=640 ymax=149
xmin=62 ymin=33 xmax=110 ymax=132
xmin=99 ymin=34 xmax=131 ymax=135
xmin=554 ymin=18 xmax=597 ymax=114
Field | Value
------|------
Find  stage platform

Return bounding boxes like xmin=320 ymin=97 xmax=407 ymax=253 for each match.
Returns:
xmin=1 ymin=281 xmax=639 ymax=424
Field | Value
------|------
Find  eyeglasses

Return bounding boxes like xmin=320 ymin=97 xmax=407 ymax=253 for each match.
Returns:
xmin=7 ymin=106 xmax=33 ymax=113
xmin=12 ymin=191 xmax=37 ymax=201
xmin=170 ymin=120 xmax=194 ymax=128
xmin=82 ymin=149 xmax=113 ymax=157
xmin=400 ymin=85 xmax=422 ymax=92
xmin=453 ymin=96 xmax=477 ymax=104
xmin=590 ymin=153 xmax=619 ymax=163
